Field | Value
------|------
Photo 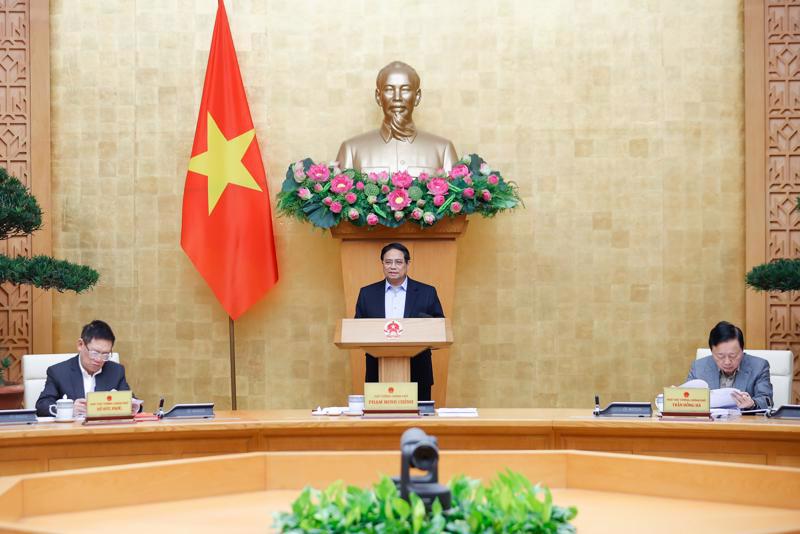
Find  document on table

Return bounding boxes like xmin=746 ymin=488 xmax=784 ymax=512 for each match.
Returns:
xmin=678 ymin=379 xmax=738 ymax=409
xmin=436 ymin=408 xmax=479 ymax=417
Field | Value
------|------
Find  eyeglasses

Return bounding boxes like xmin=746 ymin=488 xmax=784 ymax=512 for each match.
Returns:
xmin=712 ymin=352 xmax=742 ymax=362
xmin=86 ymin=349 xmax=113 ymax=361
xmin=383 ymin=260 xmax=406 ymax=267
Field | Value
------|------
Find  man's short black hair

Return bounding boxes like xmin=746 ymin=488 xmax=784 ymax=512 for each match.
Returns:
xmin=380 ymin=242 xmax=410 ymax=262
xmin=81 ymin=320 xmax=116 ymax=346
xmin=708 ymin=321 xmax=744 ymax=350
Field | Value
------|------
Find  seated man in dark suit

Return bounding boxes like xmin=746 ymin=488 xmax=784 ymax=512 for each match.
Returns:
xmin=35 ymin=320 xmax=137 ymax=417
xmin=355 ymin=242 xmax=444 ymax=401
xmin=686 ymin=321 xmax=773 ymax=409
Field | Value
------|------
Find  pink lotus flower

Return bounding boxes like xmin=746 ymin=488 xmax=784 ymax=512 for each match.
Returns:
xmin=418 ymin=172 xmax=430 ymax=183
xmin=348 ymin=208 xmax=360 ymax=220
xmin=345 ymin=192 xmax=357 ymax=204
xmin=449 ymin=164 xmax=470 ymax=179
xmin=482 ymin=189 xmax=492 ymax=202
xmin=463 ymin=176 xmax=473 ymax=186
xmin=323 ymin=196 xmax=333 ymax=206
xmin=480 ymin=162 xmax=492 ymax=175
xmin=307 ymin=164 xmax=330 ymax=182
xmin=391 ymin=170 xmax=413 ymax=189
xmin=450 ymin=201 xmax=462 ymax=214
xmin=381 ymin=184 xmax=390 ymax=194
xmin=433 ymin=194 xmax=445 ymax=207
xmin=387 ymin=188 xmax=411 ymax=210
xmin=462 ymin=187 xmax=475 ymax=199
xmin=423 ymin=212 xmax=436 ymax=225
xmin=330 ymin=174 xmax=354 ymax=194
xmin=427 ymin=178 xmax=449 ymax=195
xmin=330 ymin=201 xmax=343 ymax=214
xmin=366 ymin=213 xmax=379 ymax=226
xmin=394 ymin=211 xmax=405 ymax=221
xmin=297 ymin=187 xmax=312 ymax=200
xmin=293 ymin=169 xmax=306 ymax=182
xmin=377 ymin=171 xmax=390 ymax=185
xmin=416 ymin=199 xmax=426 ymax=208
xmin=368 ymin=172 xmax=379 ymax=182
xmin=356 ymin=181 xmax=365 ymax=190
xmin=487 ymin=174 xmax=499 ymax=185
xmin=411 ymin=208 xmax=423 ymax=220
xmin=313 ymin=183 xmax=323 ymax=192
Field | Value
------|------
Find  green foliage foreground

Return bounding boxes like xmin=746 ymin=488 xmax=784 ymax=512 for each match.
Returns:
xmin=274 ymin=470 xmax=577 ymax=534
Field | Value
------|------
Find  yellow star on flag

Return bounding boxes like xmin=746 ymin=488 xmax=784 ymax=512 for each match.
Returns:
xmin=188 ymin=112 xmax=262 ymax=214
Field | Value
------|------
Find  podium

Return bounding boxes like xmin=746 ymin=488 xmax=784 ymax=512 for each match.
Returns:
xmin=331 ymin=216 xmax=467 ymax=406
xmin=334 ymin=318 xmax=453 ymax=382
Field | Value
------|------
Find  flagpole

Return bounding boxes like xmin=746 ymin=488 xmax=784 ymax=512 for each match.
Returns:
xmin=229 ymin=317 xmax=237 ymax=410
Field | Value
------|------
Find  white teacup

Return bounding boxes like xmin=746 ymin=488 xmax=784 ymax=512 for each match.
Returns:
xmin=49 ymin=398 xmax=74 ymax=420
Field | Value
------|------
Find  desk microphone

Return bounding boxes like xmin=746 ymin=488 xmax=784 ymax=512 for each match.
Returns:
xmin=593 ymin=395 xmax=601 ymax=416
xmin=156 ymin=397 xmax=165 ymax=418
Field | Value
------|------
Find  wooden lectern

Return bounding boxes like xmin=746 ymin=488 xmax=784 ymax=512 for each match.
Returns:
xmin=335 ymin=318 xmax=453 ymax=382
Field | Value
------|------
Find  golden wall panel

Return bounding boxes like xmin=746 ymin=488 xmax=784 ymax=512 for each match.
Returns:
xmin=50 ymin=0 xmax=745 ymax=409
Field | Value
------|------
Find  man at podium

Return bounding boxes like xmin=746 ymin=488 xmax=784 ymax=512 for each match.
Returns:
xmin=355 ymin=242 xmax=444 ymax=401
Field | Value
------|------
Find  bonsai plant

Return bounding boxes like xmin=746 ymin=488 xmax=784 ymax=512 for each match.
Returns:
xmin=0 ymin=167 xmax=98 ymax=409
xmin=746 ymin=197 xmax=800 ymax=293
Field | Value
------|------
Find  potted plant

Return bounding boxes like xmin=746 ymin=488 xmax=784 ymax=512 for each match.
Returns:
xmin=0 ymin=167 xmax=98 ymax=409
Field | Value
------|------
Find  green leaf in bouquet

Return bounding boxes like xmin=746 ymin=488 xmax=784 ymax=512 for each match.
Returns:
xmin=306 ymin=206 xmax=337 ymax=228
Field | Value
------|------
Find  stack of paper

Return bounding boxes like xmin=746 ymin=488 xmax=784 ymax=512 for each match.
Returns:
xmin=436 ymin=408 xmax=479 ymax=417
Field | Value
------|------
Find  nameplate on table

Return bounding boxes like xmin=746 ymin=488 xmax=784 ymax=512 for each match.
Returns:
xmin=85 ymin=390 xmax=134 ymax=423
xmin=364 ymin=382 xmax=418 ymax=413
xmin=662 ymin=387 xmax=710 ymax=417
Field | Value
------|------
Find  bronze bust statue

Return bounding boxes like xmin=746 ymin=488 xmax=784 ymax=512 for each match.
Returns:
xmin=336 ymin=61 xmax=458 ymax=176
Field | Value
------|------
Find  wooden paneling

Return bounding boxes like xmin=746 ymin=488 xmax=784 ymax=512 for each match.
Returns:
xmin=1 ymin=409 xmax=800 ymax=476
xmin=747 ymin=0 xmax=800 ymax=402
xmin=2 ymin=450 xmax=800 ymax=533
xmin=0 ymin=0 xmax=52 ymax=378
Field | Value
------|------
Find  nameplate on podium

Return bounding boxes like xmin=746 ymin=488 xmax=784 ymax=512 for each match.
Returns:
xmin=661 ymin=387 xmax=710 ymax=417
xmin=364 ymin=382 xmax=418 ymax=413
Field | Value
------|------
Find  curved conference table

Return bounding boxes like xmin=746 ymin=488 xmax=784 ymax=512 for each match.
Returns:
xmin=2 ymin=408 xmax=799 ymax=475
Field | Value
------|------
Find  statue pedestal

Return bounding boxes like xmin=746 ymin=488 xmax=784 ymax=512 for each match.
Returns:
xmin=331 ymin=216 xmax=467 ymax=407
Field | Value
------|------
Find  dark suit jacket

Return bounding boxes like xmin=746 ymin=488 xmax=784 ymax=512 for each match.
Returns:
xmin=687 ymin=353 xmax=774 ymax=409
xmin=35 ymin=355 xmax=134 ymax=416
xmin=355 ymin=277 xmax=445 ymax=391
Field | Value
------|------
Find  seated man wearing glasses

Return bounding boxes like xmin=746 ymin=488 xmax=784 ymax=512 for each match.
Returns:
xmin=35 ymin=320 xmax=138 ymax=417
xmin=686 ymin=321 xmax=773 ymax=410
xmin=355 ymin=242 xmax=444 ymax=401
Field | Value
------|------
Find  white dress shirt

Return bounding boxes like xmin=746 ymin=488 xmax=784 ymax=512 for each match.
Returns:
xmin=78 ymin=357 xmax=102 ymax=397
xmin=385 ymin=277 xmax=408 ymax=319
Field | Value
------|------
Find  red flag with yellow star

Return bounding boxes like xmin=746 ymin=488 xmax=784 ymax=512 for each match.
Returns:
xmin=181 ymin=0 xmax=278 ymax=320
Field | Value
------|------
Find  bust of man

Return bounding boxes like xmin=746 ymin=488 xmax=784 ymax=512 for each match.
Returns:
xmin=336 ymin=61 xmax=458 ymax=176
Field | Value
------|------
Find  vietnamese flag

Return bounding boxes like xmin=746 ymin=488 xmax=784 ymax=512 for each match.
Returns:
xmin=181 ymin=0 xmax=278 ymax=320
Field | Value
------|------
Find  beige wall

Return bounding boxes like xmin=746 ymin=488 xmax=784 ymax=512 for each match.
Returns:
xmin=49 ymin=0 xmax=744 ymax=409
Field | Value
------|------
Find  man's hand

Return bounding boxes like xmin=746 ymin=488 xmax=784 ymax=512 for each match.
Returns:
xmin=73 ymin=398 xmax=87 ymax=417
xmin=731 ymin=390 xmax=756 ymax=409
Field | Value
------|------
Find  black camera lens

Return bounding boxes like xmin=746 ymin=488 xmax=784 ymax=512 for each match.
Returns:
xmin=410 ymin=443 xmax=437 ymax=470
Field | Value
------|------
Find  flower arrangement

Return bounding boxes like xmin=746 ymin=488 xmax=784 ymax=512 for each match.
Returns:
xmin=277 ymin=154 xmax=521 ymax=229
